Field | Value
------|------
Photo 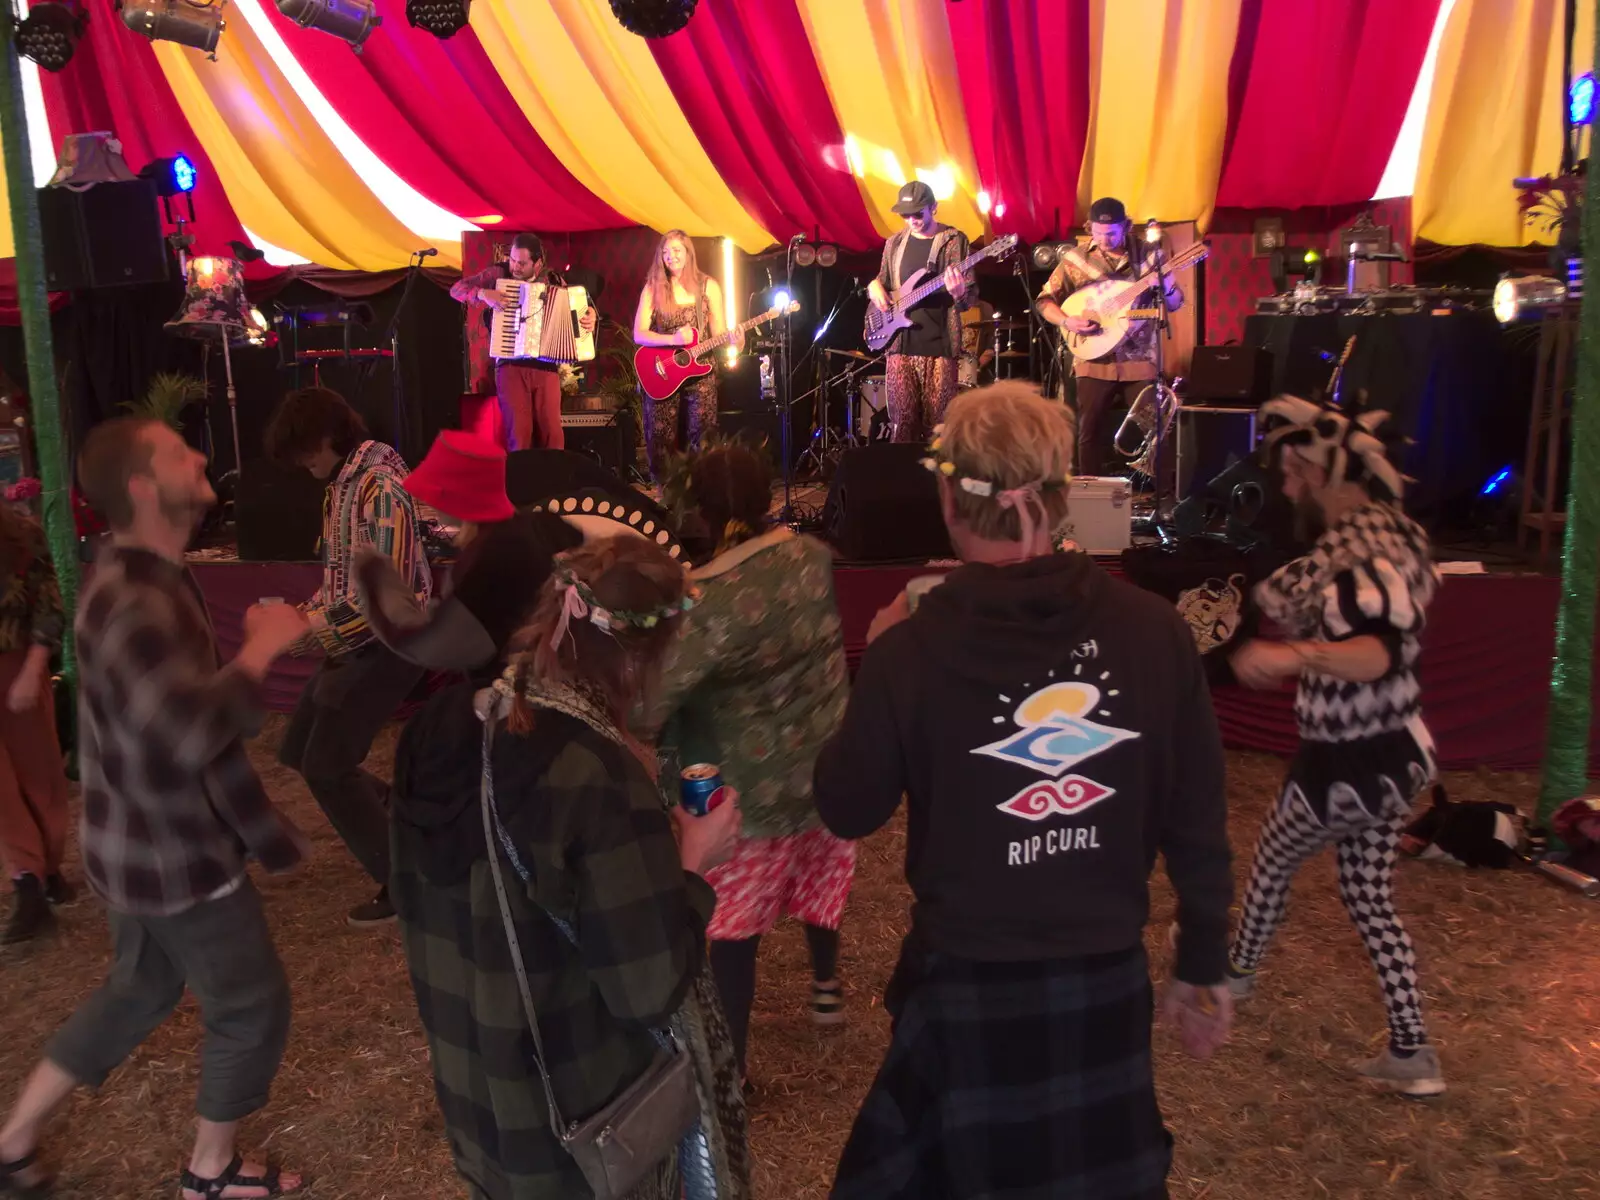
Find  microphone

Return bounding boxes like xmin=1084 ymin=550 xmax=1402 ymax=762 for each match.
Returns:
xmin=1144 ymin=219 xmax=1161 ymax=245
xmin=790 ymin=232 xmax=806 ymax=244
xmin=416 ymin=247 xmax=439 ymax=258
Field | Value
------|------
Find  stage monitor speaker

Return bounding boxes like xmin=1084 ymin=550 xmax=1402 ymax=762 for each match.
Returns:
xmin=1176 ymin=409 xmax=1258 ymax=500
xmin=1185 ymin=345 xmax=1272 ymax=406
xmin=823 ymin=443 xmax=951 ymax=563
xmin=234 ymin=459 xmax=325 ymax=562
xmin=560 ymin=411 xmax=637 ymax=476
xmin=37 ymin=180 xmax=169 ymax=291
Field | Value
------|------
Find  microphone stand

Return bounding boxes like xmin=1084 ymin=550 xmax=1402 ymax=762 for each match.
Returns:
xmin=1132 ymin=226 xmax=1174 ymax=543
xmin=375 ymin=248 xmax=432 ymax=461
xmin=775 ymin=237 xmax=800 ymax=526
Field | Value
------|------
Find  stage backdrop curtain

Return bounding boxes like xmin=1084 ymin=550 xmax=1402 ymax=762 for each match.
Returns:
xmin=946 ymin=0 xmax=1092 ymax=244
xmin=793 ymin=0 xmax=988 ymax=241
xmin=1412 ymin=0 xmax=1567 ymax=247
xmin=1078 ymin=0 xmax=1243 ymax=231
xmin=647 ymin=0 xmax=882 ymax=251
xmin=1215 ymin=0 xmax=1441 ymax=209
xmin=273 ymin=1 xmax=621 ymax=233
xmin=153 ymin=18 xmax=461 ymax=270
xmin=468 ymin=0 xmax=772 ymax=251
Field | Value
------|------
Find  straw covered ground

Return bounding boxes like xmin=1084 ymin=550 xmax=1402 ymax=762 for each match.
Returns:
xmin=1 ymin=722 xmax=1597 ymax=1200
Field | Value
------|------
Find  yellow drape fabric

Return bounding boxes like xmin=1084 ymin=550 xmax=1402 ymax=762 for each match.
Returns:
xmin=153 ymin=16 xmax=459 ymax=270
xmin=468 ymin=0 xmax=770 ymax=252
xmin=0 ymin=144 xmax=14 ymax=260
xmin=1413 ymin=0 xmax=1567 ymax=247
xmin=1077 ymin=0 xmax=1242 ymax=232
xmin=793 ymin=0 xmax=986 ymax=241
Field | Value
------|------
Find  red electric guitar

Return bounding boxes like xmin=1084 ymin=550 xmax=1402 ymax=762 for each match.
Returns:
xmin=633 ymin=301 xmax=799 ymax=402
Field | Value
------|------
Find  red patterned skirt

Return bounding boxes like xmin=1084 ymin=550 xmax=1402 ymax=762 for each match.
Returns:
xmin=704 ymin=825 xmax=857 ymax=941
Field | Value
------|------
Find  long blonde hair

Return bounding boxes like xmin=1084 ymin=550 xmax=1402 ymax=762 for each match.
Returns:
xmin=645 ymin=229 xmax=706 ymax=317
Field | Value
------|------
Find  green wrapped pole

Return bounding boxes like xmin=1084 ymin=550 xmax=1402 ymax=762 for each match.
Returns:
xmin=0 ymin=32 xmax=80 ymax=690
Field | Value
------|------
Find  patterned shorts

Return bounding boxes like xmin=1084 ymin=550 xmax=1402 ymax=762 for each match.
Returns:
xmin=705 ymin=826 xmax=857 ymax=942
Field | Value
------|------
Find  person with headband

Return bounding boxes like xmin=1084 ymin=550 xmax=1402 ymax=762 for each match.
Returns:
xmin=812 ymin=380 xmax=1233 ymax=1200
xmin=639 ymin=443 xmax=853 ymax=1089
xmin=1223 ymin=394 xmax=1445 ymax=1098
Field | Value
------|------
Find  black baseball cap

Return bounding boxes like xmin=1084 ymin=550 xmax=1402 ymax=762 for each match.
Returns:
xmin=891 ymin=180 xmax=937 ymax=215
xmin=1087 ymin=196 xmax=1128 ymax=224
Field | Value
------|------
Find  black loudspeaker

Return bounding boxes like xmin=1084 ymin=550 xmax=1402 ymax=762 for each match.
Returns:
xmin=505 ymin=448 xmax=672 ymax=529
xmin=560 ymin=411 xmax=637 ymax=475
xmin=1186 ymin=345 xmax=1272 ymax=406
xmin=1176 ymin=409 xmax=1259 ymax=499
xmin=823 ymin=443 xmax=951 ymax=563
xmin=37 ymin=180 xmax=169 ymax=291
xmin=234 ymin=459 xmax=325 ymax=562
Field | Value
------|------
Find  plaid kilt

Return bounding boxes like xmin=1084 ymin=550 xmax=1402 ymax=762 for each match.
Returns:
xmin=832 ymin=944 xmax=1171 ymax=1200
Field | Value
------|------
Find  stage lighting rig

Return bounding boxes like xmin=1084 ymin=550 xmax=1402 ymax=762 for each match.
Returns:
xmin=1493 ymin=275 xmax=1566 ymax=324
xmin=275 ymin=0 xmax=380 ymax=52
xmin=14 ymin=1 xmax=85 ymax=72
xmin=1031 ymin=242 xmax=1071 ymax=270
xmin=119 ymin=0 xmax=226 ymax=57
xmin=1572 ymin=72 xmax=1597 ymax=126
xmin=608 ymin=0 xmax=696 ymax=38
xmin=406 ymin=0 xmax=467 ymax=37
xmin=142 ymin=154 xmax=196 ymax=197
xmin=793 ymin=241 xmax=839 ymax=268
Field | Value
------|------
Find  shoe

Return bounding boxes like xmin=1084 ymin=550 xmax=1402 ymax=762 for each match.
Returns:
xmin=810 ymin=980 xmax=846 ymax=1026
xmin=347 ymin=887 xmax=396 ymax=927
xmin=43 ymin=874 xmax=77 ymax=907
xmin=1224 ymin=963 xmax=1256 ymax=1000
xmin=2 ymin=875 xmax=53 ymax=944
xmin=1353 ymin=1045 xmax=1447 ymax=1098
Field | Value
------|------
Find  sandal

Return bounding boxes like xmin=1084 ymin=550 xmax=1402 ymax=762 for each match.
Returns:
xmin=0 ymin=1149 xmax=52 ymax=1196
xmin=178 ymin=1155 xmax=295 ymax=1199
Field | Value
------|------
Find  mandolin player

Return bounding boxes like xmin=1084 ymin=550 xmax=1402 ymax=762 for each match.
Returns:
xmin=1036 ymin=196 xmax=1183 ymax=476
xmin=867 ymin=180 xmax=974 ymax=443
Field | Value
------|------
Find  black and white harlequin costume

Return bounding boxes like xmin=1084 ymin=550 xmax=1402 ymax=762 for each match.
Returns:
xmin=1229 ymin=395 xmax=1440 ymax=1054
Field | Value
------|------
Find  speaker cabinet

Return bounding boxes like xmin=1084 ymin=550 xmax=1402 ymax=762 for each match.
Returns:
xmin=561 ymin=410 xmax=638 ymax=476
xmin=823 ymin=443 xmax=951 ymax=563
xmin=1185 ymin=345 xmax=1272 ymax=406
xmin=233 ymin=459 xmax=325 ymax=562
xmin=37 ymin=180 xmax=169 ymax=291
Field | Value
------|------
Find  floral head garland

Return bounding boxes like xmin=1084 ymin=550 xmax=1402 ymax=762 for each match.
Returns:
xmin=547 ymin=565 xmax=698 ymax=653
xmin=920 ymin=424 xmax=1070 ymax=547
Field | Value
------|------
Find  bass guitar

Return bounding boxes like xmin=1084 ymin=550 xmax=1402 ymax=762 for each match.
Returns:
xmin=864 ymin=234 xmax=1019 ymax=352
xmin=1062 ymin=241 xmax=1209 ymax=361
xmin=633 ymin=301 xmax=799 ymax=402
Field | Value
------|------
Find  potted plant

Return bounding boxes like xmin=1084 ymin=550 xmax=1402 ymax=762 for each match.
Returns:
xmin=124 ymin=371 xmax=208 ymax=431
xmin=1519 ymin=172 xmax=1584 ymax=281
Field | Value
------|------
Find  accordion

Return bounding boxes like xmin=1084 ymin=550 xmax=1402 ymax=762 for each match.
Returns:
xmin=489 ymin=279 xmax=595 ymax=363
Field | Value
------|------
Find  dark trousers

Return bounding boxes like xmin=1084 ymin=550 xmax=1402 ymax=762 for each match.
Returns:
xmin=1073 ymin=375 xmax=1150 ymax=477
xmin=494 ymin=362 xmax=563 ymax=452
xmin=47 ymin=880 xmax=290 ymax=1123
xmin=279 ymin=642 xmax=422 ymax=886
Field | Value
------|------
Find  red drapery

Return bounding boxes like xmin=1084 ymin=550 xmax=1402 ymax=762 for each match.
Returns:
xmin=946 ymin=0 xmax=1091 ymax=243
xmin=1215 ymin=0 xmax=1441 ymax=209
xmin=648 ymin=0 xmax=881 ymax=250
xmin=277 ymin=2 xmax=623 ymax=232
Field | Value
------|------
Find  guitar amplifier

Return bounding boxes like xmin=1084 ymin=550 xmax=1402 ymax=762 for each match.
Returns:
xmin=1185 ymin=345 xmax=1273 ymax=406
xmin=561 ymin=409 xmax=637 ymax=475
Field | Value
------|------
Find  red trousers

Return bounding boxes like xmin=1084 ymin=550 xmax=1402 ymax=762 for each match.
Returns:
xmin=494 ymin=362 xmax=564 ymax=452
xmin=0 ymin=650 xmax=69 ymax=882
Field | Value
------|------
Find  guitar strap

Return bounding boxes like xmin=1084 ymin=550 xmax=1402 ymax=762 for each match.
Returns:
xmin=1061 ymin=245 xmax=1106 ymax=282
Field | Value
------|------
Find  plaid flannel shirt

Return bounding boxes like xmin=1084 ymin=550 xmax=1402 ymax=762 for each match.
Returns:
xmin=77 ymin=546 xmax=306 ymax=916
xmin=391 ymin=698 xmax=713 ymax=1199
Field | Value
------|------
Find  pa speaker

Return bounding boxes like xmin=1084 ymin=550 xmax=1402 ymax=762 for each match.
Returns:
xmin=37 ymin=180 xmax=169 ymax=291
xmin=823 ymin=443 xmax=951 ymax=563
xmin=234 ymin=459 xmax=325 ymax=562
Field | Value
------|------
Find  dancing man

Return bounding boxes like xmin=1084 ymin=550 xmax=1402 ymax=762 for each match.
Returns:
xmin=867 ymin=181 xmax=973 ymax=444
xmin=451 ymin=231 xmax=598 ymax=452
xmin=1036 ymin=196 xmax=1183 ymax=475
xmin=0 ymin=417 xmax=308 ymax=1199
xmin=266 ymin=387 xmax=431 ymax=927
xmin=632 ymin=229 xmax=739 ymax=480
xmin=1226 ymin=394 xmax=1445 ymax=1097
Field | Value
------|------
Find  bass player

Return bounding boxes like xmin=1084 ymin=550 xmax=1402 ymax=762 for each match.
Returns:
xmin=866 ymin=181 xmax=974 ymax=444
xmin=1036 ymin=196 xmax=1183 ymax=476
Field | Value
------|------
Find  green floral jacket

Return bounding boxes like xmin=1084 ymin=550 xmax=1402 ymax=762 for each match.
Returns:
xmin=642 ymin=529 xmax=849 ymax=840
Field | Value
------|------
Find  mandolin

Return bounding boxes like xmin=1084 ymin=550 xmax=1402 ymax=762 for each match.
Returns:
xmin=633 ymin=301 xmax=799 ymax=402
xmin=864 ymin=234 xmax=1019 ymax=352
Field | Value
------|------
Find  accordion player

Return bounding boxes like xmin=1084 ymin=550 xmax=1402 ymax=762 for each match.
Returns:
xmin=488 ymin=278 xmax=596 ymax=364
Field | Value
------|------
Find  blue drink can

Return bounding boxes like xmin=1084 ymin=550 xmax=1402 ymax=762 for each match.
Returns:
xmin=679 ymin=763 xmax=726 ymax=816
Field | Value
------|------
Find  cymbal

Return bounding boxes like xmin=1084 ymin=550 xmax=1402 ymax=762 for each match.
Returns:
xmin=825 ymin=348 xmax=878 ymax=361
xmin=971 ymin=317 xmax=1030 ymax=330
xmin=995 ymin=349 xmax=1030 ymax=358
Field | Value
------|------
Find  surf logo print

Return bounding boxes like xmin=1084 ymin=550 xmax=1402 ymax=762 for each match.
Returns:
xmin=974 ymin=670 xmax=1138 ymax=823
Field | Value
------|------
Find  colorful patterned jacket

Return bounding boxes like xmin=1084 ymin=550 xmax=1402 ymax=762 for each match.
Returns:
xmin=641 ymin=529 xmax=849 ymax=840
xmin=302 ymin=440 xmax=431 ymax=658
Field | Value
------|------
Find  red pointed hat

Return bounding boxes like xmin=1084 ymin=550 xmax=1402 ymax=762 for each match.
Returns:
xmin=404 ymin=430 xmax=515 ymax=523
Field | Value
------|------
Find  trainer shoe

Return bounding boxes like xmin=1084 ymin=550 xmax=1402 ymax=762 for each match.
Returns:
xmin=2 ymin=875 xmax=53 ymax=944
xmin=1224 ymin=962 xmax=1256 ymax=1000
xmin=348 ymin=886 xmax=397 ymax=927
xmin=810 ymin=979 xmax=846 ymax=1026
xmin=1353 ymin=1045 xmax=1446 ymax=1097
xmin=44 ymin=873 xmax=78 ymax=907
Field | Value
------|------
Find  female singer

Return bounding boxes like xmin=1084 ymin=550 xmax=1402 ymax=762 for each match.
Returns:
xmin=632 ymin=230 xmax=739 ymax=480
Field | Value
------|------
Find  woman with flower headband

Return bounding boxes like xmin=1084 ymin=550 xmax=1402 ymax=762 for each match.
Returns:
xmin=639 ymin=443 xmax=852 ymax=1089
xmin=387 ymin=535 xmax=750 ymax=1200
xmin=813 ymin=381 xmax=1234 ymax=1199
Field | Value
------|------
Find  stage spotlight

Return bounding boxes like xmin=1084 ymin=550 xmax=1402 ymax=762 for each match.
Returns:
xmin=1572 ymin=72 xmax=1597 ymax=126
xmin=608 ymin=0 xmax=697 ymax=38
xmin=794 ymin=243 xmax=816 ymax=267
xmin=773 ymin=289 xmax=791 ymax=309
xmin=406 ymin=0 xmax=468 ymax=37
xmin=1032 ymin=242 xmax=1070 ymax=270
xmin=14 ymin=2 xmax=85 ymax=72
xmin=976 ymin=190 xmax=992 ymax=215
xmin=815 ymin=243 xmax=838 ymax=268
xmin=141 ymin=155 xmax=197 ymax=197
xmin=1493 ymin=275 xmax=1566 ymax=323
xmin=275 ymin=0 xmax=380 ymax=52
xmin=120 ymin=0 xmax=227 ymax=57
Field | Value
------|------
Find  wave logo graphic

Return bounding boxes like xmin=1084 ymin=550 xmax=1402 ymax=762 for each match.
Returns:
xmin=975 ymin=682 xmax=1138 ymax=821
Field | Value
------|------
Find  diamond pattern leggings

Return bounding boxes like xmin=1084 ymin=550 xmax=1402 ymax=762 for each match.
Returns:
xmin=1230 ymin=782 xmax=1429 ymax=1050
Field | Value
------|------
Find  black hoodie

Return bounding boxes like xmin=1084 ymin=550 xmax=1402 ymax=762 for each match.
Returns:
xmin=814 ymin=553 xmax=1232 ymax=985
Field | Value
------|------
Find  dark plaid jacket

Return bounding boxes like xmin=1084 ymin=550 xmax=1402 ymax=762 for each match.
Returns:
xmin=391 ymin=688 xmax=714 ymax=1200
xmin=76 ymin=545 xmax=305 ymax=915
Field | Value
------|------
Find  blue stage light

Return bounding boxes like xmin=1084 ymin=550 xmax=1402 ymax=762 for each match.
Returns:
xmin=173 ymin=155 xmax=197 ymax=193
xmin=774 ymin=289 xmax=791 ymax=309
xmin=1571 ymin=73 xmax=1596 ymax=125
xmin=1480 ymin=466 xmax=1512 ymax=497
